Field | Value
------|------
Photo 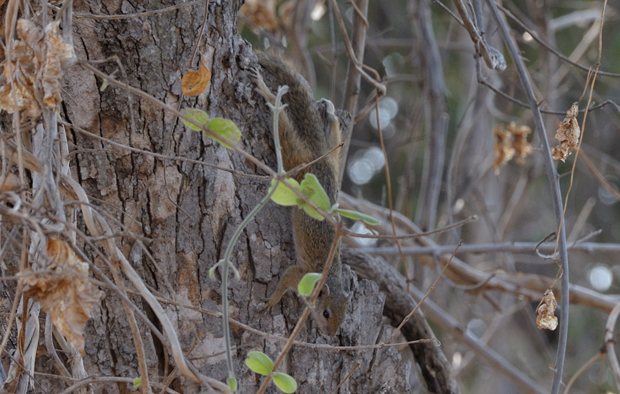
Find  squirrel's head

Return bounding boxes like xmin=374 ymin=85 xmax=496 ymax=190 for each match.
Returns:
xmin=312 ymin=281 xmax=350 ymax=337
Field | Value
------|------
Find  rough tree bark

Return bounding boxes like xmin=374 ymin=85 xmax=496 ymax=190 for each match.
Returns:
xmin=1 ymin=1 xmax=419 ymax=393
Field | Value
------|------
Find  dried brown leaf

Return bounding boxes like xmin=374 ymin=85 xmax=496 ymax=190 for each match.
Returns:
xmin=278 ymin=0 xmax=295 ymax=31
xmin=22 ymin=237 xmax=103 ymax=355
xmin=493 ymin=122 xmax=534 ymax=173
xmin=0 ymin=172 xmax=20 ymax=192
xmin=507 ymin=122 xmax=533 ymax=165
xmin=536 ymin=289 xmax=558 ymax=331
xmin=551 ymin=102 xmax=580 ymax=162
xmin=43 ymin=21 xmax=73 ymax=109
xmin=46 ymin=21 xmax=73 ymax=64
xmin=240 ymin=0 xmax=278 ymax=31
xmin=0 ymin=19 xmax=72 ymax=115
xmin=0 ymin=21 xmax=40 ymax=116
xmin=181 ymin=54 xmax=211 ymax=96
xmin=17 ymin=19 xmax=45 ymax=59
xmin=0 ymin=72 xmax=38 ymax=116
xmin=493 ymin=125 xmax=514 ymax=174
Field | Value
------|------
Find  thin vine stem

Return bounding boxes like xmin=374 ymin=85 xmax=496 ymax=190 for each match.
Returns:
xmin=216 ymin=85 xmax=290 ymax=390
xmin=485 ymin=2 xmax=570 ymax=393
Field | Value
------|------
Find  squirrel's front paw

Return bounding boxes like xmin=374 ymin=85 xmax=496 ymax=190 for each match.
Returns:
xmin=250 ymin=67 xmax=275 ymax=102
xmin=249 ymin=67 xmax=261 ymax=82
xmin=319 ymin=98 xmax=338 ymax=123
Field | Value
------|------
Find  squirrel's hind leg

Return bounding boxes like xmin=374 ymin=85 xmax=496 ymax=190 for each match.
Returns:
xmin=263 ymin=265 xmax=308 ymax=308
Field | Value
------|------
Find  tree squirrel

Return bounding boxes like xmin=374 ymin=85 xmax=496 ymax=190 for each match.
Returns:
xmin=250 ymin=52 xmax=349 ymax=336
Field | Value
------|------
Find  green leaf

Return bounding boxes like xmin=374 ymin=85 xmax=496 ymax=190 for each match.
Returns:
xmin=335 ymin=208 xmax=380 ymax=225
xmin=270 ymin=179 xmax=301 ymax=206
xmin=297 ymin=273 xmax=321 ymax=296
xmin=270 ymin=173 xmax=332 ymax=221
xmin=207 ymin=117 xmax=242 ymax=149
xmin=208 ymin=265 xmax=217 ymax=281
xmin=245 ymin=351 xmax=274 ymax=376
xmin=290 ymin=173 xmax=331 ymax=221
xmin=132 ymin=377 xmax=142 ymax=388
xmin=300 ymin=174 xmax=331 ymax=212
xmin=181 ymin=108 xmax=209 ymax=131
xmin=300 ymin=203 xmax=324 ymax=221
xmin=273 ymin=372 xmax=297 ymax=393
xmin=227 ymin=377 xmax=238 ymax=392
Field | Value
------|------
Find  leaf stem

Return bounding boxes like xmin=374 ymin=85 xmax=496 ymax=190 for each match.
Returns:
xmin=485 ymin=2 xmax=570 ymax=392
xmin=218 ymin=85 xmax=290 ymax=390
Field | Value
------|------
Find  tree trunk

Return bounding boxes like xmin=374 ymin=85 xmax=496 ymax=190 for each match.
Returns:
xmin=1 ymin=1 xmax=413 ymax=393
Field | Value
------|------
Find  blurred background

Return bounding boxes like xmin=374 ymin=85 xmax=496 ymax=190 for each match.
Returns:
xmin=240 ymin=0 xmax=620 ymax=392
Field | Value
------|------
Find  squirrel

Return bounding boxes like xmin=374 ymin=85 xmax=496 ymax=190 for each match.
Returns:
xmin=250 ymin=52 xmax=350 ymax=337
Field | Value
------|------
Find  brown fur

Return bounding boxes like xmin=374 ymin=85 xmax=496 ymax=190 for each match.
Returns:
xmin=251 ymin=52 xmax=348 ymax=336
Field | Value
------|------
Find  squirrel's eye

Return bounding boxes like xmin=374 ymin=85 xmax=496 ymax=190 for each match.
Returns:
xmin=323 ymin=310 xmax=330 ymax=319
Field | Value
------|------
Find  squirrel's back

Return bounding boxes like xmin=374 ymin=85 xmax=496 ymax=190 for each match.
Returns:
xmin=256 ymin=52 xmax=341 ymax=203
xmin=253 ymin=52 xmax=349 ymax=336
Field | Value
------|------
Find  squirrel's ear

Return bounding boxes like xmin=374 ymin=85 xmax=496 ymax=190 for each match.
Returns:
xmin=319 ymin=284 xmax=330 ymax=297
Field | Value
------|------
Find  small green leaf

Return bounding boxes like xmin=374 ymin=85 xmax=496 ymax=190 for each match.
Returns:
xmin=270 ymin=179 xmax=301 ymax=206
xmin=246 ymin=351 xmax=274 ymax=376
xmin=181 ymin=108 xmax=209 ymax=131
xmin=133 ymin=377 xmax=142 ymax=388
xmin=300 ymin=203 xmax=324 ymax=221
xmin=209 ymin=260 xmax=240 ymax=281
xmin=300 ymin=174 xmax=331 ymax=212
xmin=298 ymin=273 xmax=321 ymax=296
xmin=207 ymin=117 xmax=242 ymax=149
xmin=335 ymin=208 xmax=380 ymax=225
xmin=230 ymin=263 xmax=241 ymax=281
xmin=208 ymin=265 xmax=217 ymax=281
xmin=270 ymin=173 xmax=332 ymax=221
xmin=100 ymin=79 xmax=109 ymax=92
xmin=227 ymin=377 xmax=237 ymax=392
xmin=273 ymin=372 xmax=297 ymax=393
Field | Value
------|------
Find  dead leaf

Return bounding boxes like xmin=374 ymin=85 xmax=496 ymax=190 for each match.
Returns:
xmin=279 ymin=0 xmax=296 ymax=31
xmin=181 ymin=54 xmax=211 ymax=96
xmin=493 ymin=125 xmax=514 ymax=174
xmin=506 ymin=122 xmax=533 ymax=165
xmin=240 ymin=0 xmax=278 ymax=31
xmin=551 ymin=102 xmax=580 ymax=162
xmin=46 ymin=21 xmax=73 ymax=64
xmin=17 ymin=19 xmax=45 ymax=58
xmin=0 ymin=72 xmax=38 ymax=117
xmin=536 ymin=289 xmax=558 ymax=331
xmin=0 ymin=172 xmax=20 ymax=192
xmin=0 ymin=20 xmax=41 ymax=117
xmin=43 ymin=21 xmax=74 ymax=108
xmin=0 ymin=19 xmax=73 ymax=116
xmin=493 ymin=122 xmax=534 ymax=173
xmin=22 ymin=237 xmax=103 ymax=355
